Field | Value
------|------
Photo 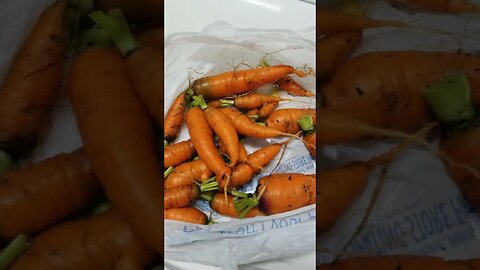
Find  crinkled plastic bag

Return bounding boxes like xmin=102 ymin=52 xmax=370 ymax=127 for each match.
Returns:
xmin=164 ymin=22 xmax=316 ymax=269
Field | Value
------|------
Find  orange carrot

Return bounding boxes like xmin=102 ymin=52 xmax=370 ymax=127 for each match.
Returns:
xmin=164 ymin=140 xmax=195 ymax=168
xmin=246 ymin=108 xmax=260 ymax=119
xmin=211 ymin=193 xmax=264 ymax=218
xmin=0 ymin=0 xmax=65 ymax=159
xmin=265 ymin=109 xmax=316 ymax=134
xmin=225 ymin=93 xmax=283 ymax=109
xmin=318 ymin=31 xmax=362 ymax=79
xmin=218 ymin=140 xmax=248 ymax=164
xmin=165 ymin=207 xmax=207 ymax=224
xmin=207 ymin=100 xmax=222 ymax=108
xmin=164 ymin=185 xmax=200 ymax=209
xmin=164 ymin=159 xmax=212 ymax=190
xmin=192 ymin=65 xmax=304 ymax=99
xmin=277 ymin=76 xmax=315 ymax=97
xmin=186 ymin=107 xmax=231 ymax=182
xmin=10 ymin=210 xmax=156 ymax=270
xmin=258 ymin=102 xmax=279 ymax=119
xmin=392 ymin=0 xmax=480 ymax=14
xmin=165 ymin=91 xmax=187 ymax=142
xmin=0 ymin=149 xmax=98 ymax=239
xmin=303 ymin=132 xmax=316 ymax=158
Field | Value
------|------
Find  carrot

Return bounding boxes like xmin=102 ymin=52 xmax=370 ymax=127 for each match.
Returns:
xmin=277 ymin=76 xmax=315 ymax=97
xmin=186 ymin=107 xmax=231 ymax=182
xmin=135 ymin=26 xmax=162 ymax=48
xmin=257 ymin=174 xmax=316 ymax=215
xmin=164 ymin=91 xmax=187 ymax=142
xmin=392 ymin=0 xmax=480 ymax=14
xmin=221 ymin=93 xmax=284 ymax=109
xmin=318 ymin=31 xmax=362 ymax=79
xmin=164 ymin=139 xmax=195 ymax=168
xmin=322 ymin=51 xmax=480 ymax=132
xmin=67 ymin=48 xmax=164 ymax=254
xmin=0 ymin=0 xmax=65 ymax=159
xmin=317 ymin=255 xmax=480 ymax=270
xmin=440 ymin=126 xmax=480 ymax=208
xmin=164 ymin=185 xmax=200 ymax=209
xmin=211 ymin=193 xmax=265 ymax=218
xmin=265 ymin=109 xmax=316 ymax=134
xmin=204 ymin=106 xmax=240 ymax=167
xmin=208 ymin=100 xmax=222 ymax=108
xmin=164 ymin=159 xmax=212 ymax=190
xmin=218 ymin=140 xmax=248 ymax=164
xmin=258 ymin=102 xmax=278 ymax=119
xmin=0 ymin=149 xmax=98 ymax=239
xmin=191 ymin=65 xmax=305 ymax=99
xmin=165 ymin=207 xmax=208 ymax=224
xmin=126 ymin=46 xmax=164 ymax=127
xmin=219 ymin=143 xmax=282 ymax=189
xmin=303 ymin=132 xmax=316 ymax=158
xmin=10 ymin=210 xmax=156 ymax=270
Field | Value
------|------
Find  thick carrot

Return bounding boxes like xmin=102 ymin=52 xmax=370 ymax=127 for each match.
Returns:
xmin=392 ymin=0 xmax=480 ymax=14
xmin=67 ymin=48 xmax=164 ymax=254
xmin=317 ymin=8 xmax=406 ymax=35
xmin=219 ymin=143 xmax=282 ymax=189
xmin=257 ymin=173 xmax=316 ymax=215
xmin=164 ymin=140 xmax=195 ymax=168
xmin=0 ymin=149 xmax=98 ymax=239
xmin=265 ymin=109 xmax=316 ymax=134
xmin=219 ymin=107 xmax=287 ymax=138
xmin=135 ymin=26 xmax=162 ymax=48
xmin=164 ymin=159 xmax=212 ymax=190
xmin=317 ymin=255 xmax=480 ymax=270
xmin=186 ymin=107 xmax=231 ymax=182
xmin=0 ymin=0 xmax=65 ymax=159
xmin=303 ymin=132 xmax=316 ymax=158
xmin=258 ymin=102 xmax=279 ymax=119
xmin=211 ymin=193 xmax=265 ymax=218
xmin=322 ymin=51 xmax=480 ymax=132
xmin=164 ymin=185 xmax=200 ymax=209
xmin=277 ymin=76 xmax=314 ymax=97
xmin=204 ymin=106 xmax=240 ymax=167
xmin=165 ymin=207 xmax=207 ymax=224
xmin=192 ymin=65 xmax=304 ymax=99
xmin=164 ymin=91 xmax=187 ymax=142
xmin=10 ymin=210 xmax=156 ymax=270
xmin=126 ymin=46 xmax=163 ymax=127
xmin=440 ymin=127 xmax=480 ymax=208
xmin=318 ymin=31 xmax=362 ymax=79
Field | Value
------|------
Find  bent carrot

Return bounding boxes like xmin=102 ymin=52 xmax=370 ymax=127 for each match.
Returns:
xmin=277 ymin=76 xmax=315 ymax=97
xmin=192 ymin=65 xmax=304 ymax=99
xmin=67 ymin=48 xmax=164 ymax=254
xmin=164 ymin=140 xmax=195 ymax=168
xmin=10 ymin=210 xmax=156 ymax=270
xmin=164 ymin=185 xmax=200 ymax=209
xmin=0 ymin=149 xmax=98 ymax=239
xmin=258 ymin=102 xmax=279 ymax=119
xmin=265 ymin=109 xmax=316 ymax=134
xmin=126 ymin=46 xmax=163 ymax=127
xmin=165 ymin=207 xmax=207 ymax=224
xmin=165 ymin=91 xmax=187 ymax=142
xmin=318 ymin=31 xmax=362 ymax=79
xmin=0 ymin=0 xmax=66 ymax=159
xmin=164 ymin=159 xmax=212 ymax=190
xmin=211 ymin=193 xmax=264 ymax=218
xmin=218 ymin=140 xmax=248 ymax=164
xmin=219 ymin=107 xmax=287 ymax=138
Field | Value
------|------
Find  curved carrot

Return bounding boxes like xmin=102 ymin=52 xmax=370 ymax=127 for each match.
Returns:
xmin=258 ymin=102 xmax=279 ymax=119
xmin=192 ymin=65 xmax=304 ymax=99
xmin=165 ymin=91 xmax=187 ymax=142
xmin=277 ymin=76 xmax=314 ymax=97
xmin=0 ymin=0 xmax=65 ymax=159
xmin=0 ymin=149 xmax=98 ymax=239
xmin=164 ymin=159 xmax=212 ymax=190
xmin=265 ymin=109 xmax=316 ymax=134
xmin=186 ymin=107 xmax=231 ymax=183
xmin=10 ymin=210 xmax=156 ymax=270
xmin=67 ymin=48 xmax=164 ymax=254
xmin=164 ymin=140 xmax=195 ymax=168
xmin=228 ymin=93 xmax=283 ymax=109
xmin=318 ymin=31 xmax=362 ymax=79
xmin=126 ymin=46 xmax=163 ymax=127
xmin=204 ymin=106 xmax=239 ymax=167
xmin=219 ymin=107 xmax=286 ymax=138
xmin=164 ymin=185 xmax=200 ymax=209
xmin=258 ymin=174 xmax=315 ymax=215
xmin=392 ymin=0 xmax=480 ymax=14
xmin=165 ymin=207 xmax=207 ymax=224
xmin=303 ymin=132 xmax=316 ymax=158
xmin=218 ymin=140 xmax=248 ymax=164
xmin=211 ymin=193 xmax=264 ymax=218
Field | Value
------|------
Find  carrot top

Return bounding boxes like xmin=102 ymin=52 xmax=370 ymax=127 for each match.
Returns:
xmin=298 ymin=115 xmax=315 ymax=133
xmin=231 ymin=190 xmax=259 ymax=219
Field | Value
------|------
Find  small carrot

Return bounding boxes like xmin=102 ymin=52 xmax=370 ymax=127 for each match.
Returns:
xmin=218 ymin=140 xmax=248 ymax=164
xmin=220 ymin=93 xmax=285 ymax=109
xmin=318 ymin=31 xmax=362 ymax=79
xmin=191 ymin=65 xmax=305 ymax=99
xmin=164 ymin=140 xmax=196 ymax=168
xmin=392 ymin=0 xmax=480 ymax=14
xmin=276 ymin=76 xmax=315 ymax=97
xmin=164 ymin=159 xmax=212 ymax=190
xmin=303 ymin=132 xmax=316 ymax=158
xmin=246 ymin=108 xmax=260 ymax=120
xmin=265 ymin=109 xmax=316 ymax=134
xmin=165 ymin=207 xmax=208 ymax=224
xmin=258 ymin=102 xmax=279 ymax=119
xmin=164 ymin=185 xmax=200 ymax=209
xmin=186 ymin=107 xmax=231 ymax=182
xmin=211 ymin=193 xmax=264 ymax=218
xmin=165 ymin=91 xmax=187 ymax=142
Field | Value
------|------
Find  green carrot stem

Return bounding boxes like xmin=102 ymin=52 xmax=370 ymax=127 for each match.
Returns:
xmin=298 ymin=115 xmax=315 ymax=132
xmin=0 ymin=234 xmax=29 ymax=270
xmin=191 ymin=95 xmax=208 ymax=109
xmin=259 ymin=58 xmax=270 ymax=67
xmin=219 ymin=99 xmax=235 ymax=107
xmin=199 ymin=177 xmax=218 ymax=192
xmin=248 ymin=114 xmax=259 ymax=120
xmin=255 ymin=122 xmax=266 ymax=126
xmin=164 ymin=166 xmax=174 ymax=178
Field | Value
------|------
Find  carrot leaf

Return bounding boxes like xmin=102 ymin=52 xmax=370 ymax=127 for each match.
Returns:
xmin=199 ymin=177 xmax=218 ymax=192
xmin=200 ymin=191 xmax=215 ymax=202
xmin=191 ymin=95 xmax=208 ymax=109
xmin=423 ymin=72 xmax=475 ymax=124
xmin=255 ymin=122 xmax=266 ymax=126
xmin=232 ymin=191 xmax=258 ymax=219
xmin=0 ymin=234 xmax=29 ymax=270
xmin=248 ymin=114 xmax=259 ymax=120
xmin=219 ymin=99 xmax=235 ymax=107
xmin=0 ymin=151 xmax=12 ymax=177
xmin=164 ymin=166 xmax=174 ymax=178
xmin=298 ymin=115 xmax=315 ymax=133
